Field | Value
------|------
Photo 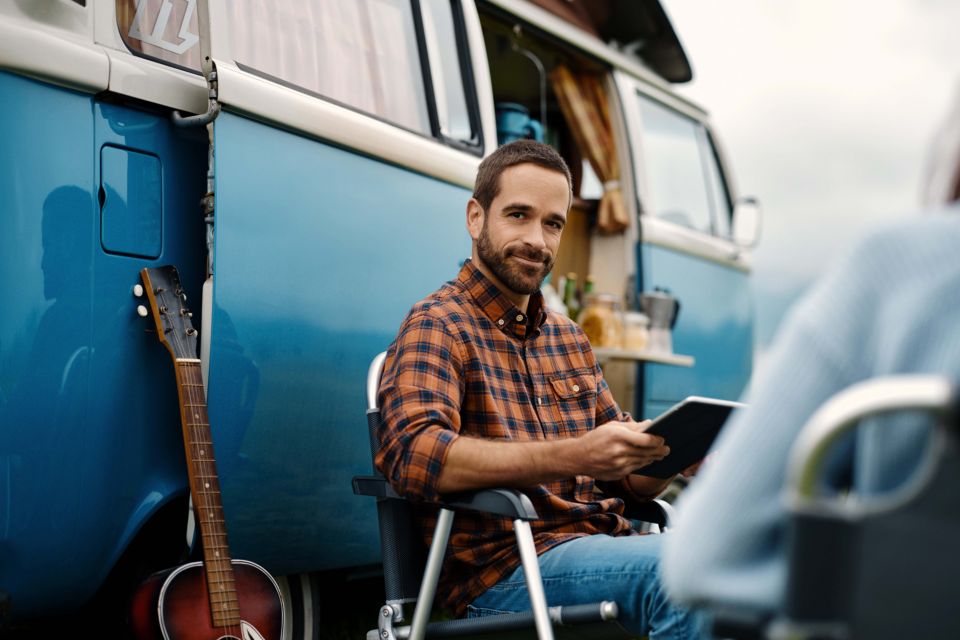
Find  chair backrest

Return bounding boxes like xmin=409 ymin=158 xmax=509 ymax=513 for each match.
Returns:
xmin=781 ymin=375 xmax=960 ymax=639
xmin=365 ymin=351 xmax=427 ymax=606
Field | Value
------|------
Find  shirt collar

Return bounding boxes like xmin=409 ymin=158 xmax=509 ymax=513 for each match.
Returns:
xmin=457 ymin=259 xmax=548 ymax=339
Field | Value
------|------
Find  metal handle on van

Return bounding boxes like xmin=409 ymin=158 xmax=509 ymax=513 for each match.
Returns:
xmin=172 ymin=70 xmax=221 ymax=128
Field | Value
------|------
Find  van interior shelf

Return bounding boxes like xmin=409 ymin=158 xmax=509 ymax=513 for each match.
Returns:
xmin=592 ymin=347 xmax=695 ymax=368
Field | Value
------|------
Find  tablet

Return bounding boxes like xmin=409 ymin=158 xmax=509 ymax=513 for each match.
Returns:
xmin=634 ymin=396 xmax=745 ymax=478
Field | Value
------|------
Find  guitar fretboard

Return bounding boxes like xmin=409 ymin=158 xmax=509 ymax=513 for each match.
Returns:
xmin=175 ymin=360 xmax=240 ymax=628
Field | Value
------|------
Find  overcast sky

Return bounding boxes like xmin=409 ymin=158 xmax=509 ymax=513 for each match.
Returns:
xmin=660 ymin=0 xmax=960 ymax=346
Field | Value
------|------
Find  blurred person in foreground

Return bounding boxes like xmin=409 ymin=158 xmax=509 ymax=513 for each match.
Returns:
xmin=662 ymin=88 xmax=960 ymax=618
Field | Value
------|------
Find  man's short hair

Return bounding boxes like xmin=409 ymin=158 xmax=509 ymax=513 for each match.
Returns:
xmin=473 ymin=140 xmax=573 ymax=211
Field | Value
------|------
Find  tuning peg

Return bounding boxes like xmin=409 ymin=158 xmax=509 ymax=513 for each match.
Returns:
xmin=133 ymin=284 xmax=144 ymax=298
xmin=137 ymin=305 xmax=149 ymax=317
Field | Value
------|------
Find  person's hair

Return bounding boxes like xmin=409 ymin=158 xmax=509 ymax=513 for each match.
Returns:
xmin=923 ymin=85 xmax=960 ymax=206
xmin=472 ymin=139 xmax=573 ymax=210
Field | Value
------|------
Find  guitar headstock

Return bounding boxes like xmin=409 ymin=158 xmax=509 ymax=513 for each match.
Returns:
xmin=140 ymin=266 xmax=198 ymax=361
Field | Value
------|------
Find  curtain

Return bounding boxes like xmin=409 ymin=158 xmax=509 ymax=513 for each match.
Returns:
xmin=550 ymin=65 xmax=629 ymax=234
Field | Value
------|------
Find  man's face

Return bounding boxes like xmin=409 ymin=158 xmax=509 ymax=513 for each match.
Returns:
xmin=469 ymin=163 xmax=569 ymax=296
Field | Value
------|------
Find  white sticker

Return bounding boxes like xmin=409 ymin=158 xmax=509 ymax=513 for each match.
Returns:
xmin=129 ymin=0 xmax=200 ymax=55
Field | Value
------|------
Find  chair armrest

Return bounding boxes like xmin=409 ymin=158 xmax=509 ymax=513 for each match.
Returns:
xmin=352 ymin=475 xmax=400 ymax=499
xmin=352 ymin=476 xmax=539 ymax=520
xmin=621 ymin=497 xmax=672 ymax=527
xmin=441 ymin=488 xmax=539 ymax=521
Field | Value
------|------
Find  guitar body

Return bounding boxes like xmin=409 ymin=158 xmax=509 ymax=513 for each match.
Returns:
xmin=131 ymin=560 xmax=284 ymax=640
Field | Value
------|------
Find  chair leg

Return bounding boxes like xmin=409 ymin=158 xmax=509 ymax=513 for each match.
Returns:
xmin=408 ymin=508 xmax=455 ymax=640
xmin=513 ymin=518 xmax=555 ymax=640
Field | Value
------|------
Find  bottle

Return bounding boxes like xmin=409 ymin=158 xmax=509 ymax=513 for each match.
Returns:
xmin=583 ymin=275 xmax=595 ymax=296
xmin=580 ymin=274 xmax=594 ymax=315
xmin=541 ymin=272 xmax=568 ymax=316
xmin=563 ymin=272 xmax=581 ymax=321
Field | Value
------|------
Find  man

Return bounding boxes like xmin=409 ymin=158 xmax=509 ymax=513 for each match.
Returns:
xmin=376 ymin=140 xmax=700 ymax=638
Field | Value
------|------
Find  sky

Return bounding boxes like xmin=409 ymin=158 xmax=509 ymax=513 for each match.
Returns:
xmin=660 ymin=0 xmax=960 ymax=348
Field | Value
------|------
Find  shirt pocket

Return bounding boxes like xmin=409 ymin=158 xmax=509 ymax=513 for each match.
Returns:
xmin=546 ymin=372 xmax=598 ymax=436
xmin=548 ymin=373 xmax=596 ymax=400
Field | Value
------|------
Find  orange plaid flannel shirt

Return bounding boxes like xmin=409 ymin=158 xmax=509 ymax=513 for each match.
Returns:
xmin=376 ymin=260 xmax=639 ymax=615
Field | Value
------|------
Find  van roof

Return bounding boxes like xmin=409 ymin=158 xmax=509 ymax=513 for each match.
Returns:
xmin=522 ymin=0 xmax=693 ymax=83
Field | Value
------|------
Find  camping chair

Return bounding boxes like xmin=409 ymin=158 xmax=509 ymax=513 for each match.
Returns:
xmin=711 ymin=374 xmax=960 ymax=640
xmin=352 ymin=352 xmax=668 ymax=640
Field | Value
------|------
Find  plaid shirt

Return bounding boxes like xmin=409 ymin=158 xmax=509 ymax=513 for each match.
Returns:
xmin=376 ymin=260 xmax=640 ymax=615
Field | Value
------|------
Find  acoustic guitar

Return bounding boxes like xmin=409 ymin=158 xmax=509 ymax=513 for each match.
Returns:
xmin=130 ymin=266 xmax=284 ymax=640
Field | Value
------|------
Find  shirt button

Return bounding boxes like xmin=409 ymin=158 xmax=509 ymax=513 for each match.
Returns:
xmin=572 ymin=384 xmax=580 ymax=392
xmin=497 ymin=319 xmax=505 ymax=326
xmin=516 ymin=314 xmax=524 ymax=322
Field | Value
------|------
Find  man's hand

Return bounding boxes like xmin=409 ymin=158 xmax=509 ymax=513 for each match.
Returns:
xmin=576 ymin=420 xmax=670 ymax=481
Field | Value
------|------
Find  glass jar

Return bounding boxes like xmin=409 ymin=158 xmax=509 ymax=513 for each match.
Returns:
xmin=579 ymin=293 xmax=622 ymax=348
xmin=621 ymin=311 xmax=650 ymax=351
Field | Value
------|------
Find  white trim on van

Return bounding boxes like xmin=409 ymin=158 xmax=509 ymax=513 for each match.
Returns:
xmin=640 ymin=216 xmax=752 ymax=273
xmin=0 ymin=15 xmax=107 ymax=93
xmin=462 ymin=0 xmax=499 ymax=155
xmin=105 ymin=50 xmax=209 ymax=115
xmin=215 ymin=64 xmax=480 ymax=189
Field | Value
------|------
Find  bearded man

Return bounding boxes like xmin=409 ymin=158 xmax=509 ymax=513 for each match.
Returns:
xmin=376 ymin=140 xmax=700 ymax=639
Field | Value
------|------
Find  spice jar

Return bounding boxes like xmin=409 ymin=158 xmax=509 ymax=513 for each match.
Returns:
xmin=621 ymin=311 xmax=650 ymax=351
xmin=579 ymin=293 xmax=622 ymax=348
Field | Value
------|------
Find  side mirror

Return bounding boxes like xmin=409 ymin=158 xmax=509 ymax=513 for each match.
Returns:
xmin=732 ymin=196 xmax=762 ymax=248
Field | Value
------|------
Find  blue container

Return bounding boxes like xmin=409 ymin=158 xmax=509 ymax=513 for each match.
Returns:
xmin=495 ymin=102 xmax=543 ymax=145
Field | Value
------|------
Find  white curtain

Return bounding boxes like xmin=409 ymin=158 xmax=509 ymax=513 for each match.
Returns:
xmin=228 ymin=0 xmax=430 ymax=134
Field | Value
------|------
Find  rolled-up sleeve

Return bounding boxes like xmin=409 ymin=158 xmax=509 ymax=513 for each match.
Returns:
xmin=375 ymin=310 xmax=464 ymax=503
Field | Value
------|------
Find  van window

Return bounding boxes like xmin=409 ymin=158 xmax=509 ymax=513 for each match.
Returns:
xmin=635 ymin=93 xmax=712 ymax=234
xmin=227 ymin=0 xmax=431 ymax=135
xmin=419 ymin=0 xmax=479 ymax=147
xmin=116 ymin=0 xmax=202 ymax=72
xmin=701 ymin=130 xmax=732 ymax=238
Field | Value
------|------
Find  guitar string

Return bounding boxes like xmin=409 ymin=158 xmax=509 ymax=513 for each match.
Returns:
xmin=183 ymin=363 xmax=240 ymax=632
xmin=179 ymin=315 xmax=242 ymax=636
xmin=158 ymin=272 xmax=243 ymax=636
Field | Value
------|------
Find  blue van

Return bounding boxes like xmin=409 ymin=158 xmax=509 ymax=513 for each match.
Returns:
xmin=0 ymin=0 xmax=757 ymax=632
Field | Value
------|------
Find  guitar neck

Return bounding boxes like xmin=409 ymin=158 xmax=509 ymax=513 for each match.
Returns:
xmin=174 ymin=359 xmax=240 ymax=628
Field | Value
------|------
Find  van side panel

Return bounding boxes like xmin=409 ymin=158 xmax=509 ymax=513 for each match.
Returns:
xmin=640 ymin=244 xmax=753 ymax=418
xmin=0 ymin=70 xmax=207 ymax=617
xmin=209 ymin=111 xmax=471 ymax=574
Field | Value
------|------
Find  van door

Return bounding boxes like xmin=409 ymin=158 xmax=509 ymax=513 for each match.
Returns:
xmin=616 ymin=72 xmax=753 ymax=418
xmin=201 ymin=0 xmax=487 ymax=574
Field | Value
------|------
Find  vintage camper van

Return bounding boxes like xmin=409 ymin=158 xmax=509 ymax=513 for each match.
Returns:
xmin=0 ymin=0 xmax=757 ymax=633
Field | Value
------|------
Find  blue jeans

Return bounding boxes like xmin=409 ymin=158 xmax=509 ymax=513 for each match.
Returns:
xmin=466 ymin=533 xmax=702 ymax=639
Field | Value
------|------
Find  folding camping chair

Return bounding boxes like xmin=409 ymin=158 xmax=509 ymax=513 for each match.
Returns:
xmin=352 ymin=352 xmax=670 ymax=640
